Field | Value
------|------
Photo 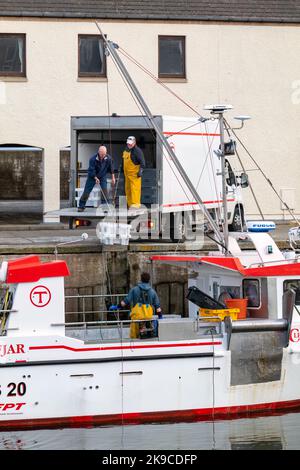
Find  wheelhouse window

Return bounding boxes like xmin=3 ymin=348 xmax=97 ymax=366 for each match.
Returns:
xmin=158 ymin=36 xmax=186 ymax=78
xmin=243 ymin=279 xmax=260 ymax=308
xmin=0 ymin=34 xmax=26 ymax=77
xmin=78 ymin=35 xmax=106 ymax=77
xmin=284 ymin=280 xmax=300 ymax=305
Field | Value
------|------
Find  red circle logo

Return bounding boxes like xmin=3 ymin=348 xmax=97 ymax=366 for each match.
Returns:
xmin=30 ymin=285 xmax=51 ymax=308
xmin=290 ymin=328 xmax=300 ymax=343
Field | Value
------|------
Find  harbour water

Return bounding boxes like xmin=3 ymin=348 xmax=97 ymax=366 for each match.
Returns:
xmin=1 ymin=410 xmax=300 ymax=450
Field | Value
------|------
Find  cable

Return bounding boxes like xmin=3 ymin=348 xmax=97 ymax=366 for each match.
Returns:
xmin=118 ymin=46 xmax=202 ymax=117
xmin=205 ymin=231 xmax=229 ymax=254
xmin=164 ymin=120 xmax=205 ymax=139
xmin=225 ymin=118 xmax=300 ymax=227
xmin=224 ymin=122 xmax=264 ymax=222
xmin=209 ymin=326 xmax=216 ymax=450
xmin=95 ymin=23 xmax=224 ymax=239
xmin=106 ymin=37 xmax=195 ymax=207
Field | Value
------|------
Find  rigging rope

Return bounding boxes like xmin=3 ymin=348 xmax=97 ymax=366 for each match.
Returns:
xmin=97 ymin=22 xmax=299 ymax=232
xmin=224 ymin=122 xmax=264 ymax=222
xmin=106 ymin=79 xmax=113 ymax=157
xmin=225 ymin=118 xmax=300 ymax=227
xmin=102 ymin=31 xmax=195 ymax=208
xmin=118 ymin=46 xmax=201 ymax=117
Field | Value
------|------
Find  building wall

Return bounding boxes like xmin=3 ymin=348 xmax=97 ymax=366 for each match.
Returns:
xmin=0 ymin=17 xmax=299 ymax=220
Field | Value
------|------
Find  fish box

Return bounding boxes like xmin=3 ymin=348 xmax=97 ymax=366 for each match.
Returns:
xmin=199 ymin=307 xmax=239 ymax=321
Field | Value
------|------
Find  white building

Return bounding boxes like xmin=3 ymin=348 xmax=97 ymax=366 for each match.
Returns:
xmin=0 ymin=0 xmax=299 ymax=222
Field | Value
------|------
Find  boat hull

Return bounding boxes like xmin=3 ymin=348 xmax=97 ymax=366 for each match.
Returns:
xmin=0 ymin=339 xmax=300 ymax=430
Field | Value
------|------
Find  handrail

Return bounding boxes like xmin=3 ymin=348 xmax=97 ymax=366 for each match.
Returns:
xmin=65 ymin=310 xmax=130 ymax=315
xmin=66 ymin=294 xmax=125 ymax=299
xmin=247 ymin=257 xmax=300 ymax=269
xmin=52 ymin=318 xmax=155 ymax=327
xmin=52 ymin=316 xmax=221 ymax=328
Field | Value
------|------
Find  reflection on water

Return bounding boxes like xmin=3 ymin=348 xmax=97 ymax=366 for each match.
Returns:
xmin=1 ymin=410 xmax=300 ymax=450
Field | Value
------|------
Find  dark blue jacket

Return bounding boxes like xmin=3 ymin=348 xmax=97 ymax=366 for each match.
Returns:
xmin=123 ymin=282 xmax=160 ymax=310
xmin=88 ymin=154 xmax=114 ymax=179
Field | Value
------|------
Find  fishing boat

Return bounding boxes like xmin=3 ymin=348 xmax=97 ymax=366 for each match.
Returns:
xmin=1 ymin=228 xmax=300 ymax=429
xmin=1 ymin=36 xmax=300 ymax=430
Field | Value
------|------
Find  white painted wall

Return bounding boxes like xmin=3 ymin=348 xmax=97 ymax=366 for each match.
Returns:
xmin=0 ymin=18 xmax=299 ymax=221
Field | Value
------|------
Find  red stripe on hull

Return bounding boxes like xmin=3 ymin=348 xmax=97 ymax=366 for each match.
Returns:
xmin=29 ymin=341 xmax=222 ymax=353
xmin=2 ymin=399 xmax=300 ymax=430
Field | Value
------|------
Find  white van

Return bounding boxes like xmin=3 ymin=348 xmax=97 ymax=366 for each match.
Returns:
xmin=66 ymin=114 xmax=247 ymax=239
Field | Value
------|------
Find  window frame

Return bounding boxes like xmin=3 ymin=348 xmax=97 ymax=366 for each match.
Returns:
xmin=78 ymin=34 xmax=107 ymax=78
xmin=0 ymin=33 xmax=26 ymax=77
xmin=158 ymin=35 xmax=186 ymax=79
xmin=242 ymin=278 xmax=261 ymax=309
xmin=283 ymin=279 xmax=300 ymax=306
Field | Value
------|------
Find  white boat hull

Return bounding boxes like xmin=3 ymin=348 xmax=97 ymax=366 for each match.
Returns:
xmin=1 ymin=335 xmax=300 ymax=429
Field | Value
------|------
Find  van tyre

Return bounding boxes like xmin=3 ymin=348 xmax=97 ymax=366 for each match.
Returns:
xmin=170 ymin=212 xmax=195 ymax=243
xmin=170 ymin=212 xmax=185 ymax=243
xmin=229 ymin=206 xmax=245 ymax=232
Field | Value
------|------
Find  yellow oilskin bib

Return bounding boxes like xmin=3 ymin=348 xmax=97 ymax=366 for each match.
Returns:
xmin=130 ymin=303 xmax=153 ymax=339
xmin=123 ymin=150 xmax=141 ymax=208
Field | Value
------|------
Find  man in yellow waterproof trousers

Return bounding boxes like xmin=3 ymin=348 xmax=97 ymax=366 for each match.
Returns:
xmin=120 ymin=272 xmax=162 ymax=339
xmin=122 ymin=136 xmax=145 ymax=208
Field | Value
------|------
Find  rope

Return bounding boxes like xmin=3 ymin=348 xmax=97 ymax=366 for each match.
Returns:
xmin=225 ymin=118 xmax=300 ymax=227
xmin=105 ymin=79 xmax=113 ymax=158
xmin=118 ymin=46 xmax=202 ymax=117
xmin=224 ymin=122 xmax=264 ymax=223
xmin=103 ymin=33 xmax=195 ymax=208
xmin=0 ymin=289 xmax=10 ymax=335
xmin=209 ymin=327 xmax=216 ymax=451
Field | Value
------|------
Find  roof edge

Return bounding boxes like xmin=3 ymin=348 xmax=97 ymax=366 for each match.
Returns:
xmin=0 ymin=11 xmax=300 ymax=24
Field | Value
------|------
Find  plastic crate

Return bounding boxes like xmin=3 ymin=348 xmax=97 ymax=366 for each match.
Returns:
xmin=187 ymin=286 xmax=226 ymax=310
xmin=97 ymin=222 xmax=131 ymax=246
xmin=75 ymin=187 xmax=101 ymax=208
xmin=199 ymin=307 xmax=239 ymax=322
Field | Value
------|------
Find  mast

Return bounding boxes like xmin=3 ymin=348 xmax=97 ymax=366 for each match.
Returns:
xmin=220 ymin=111 xmax=229 ymax=252
xmin=102 ymin=37 xmax=225 ymax=247
xmin=204 ymin=105 xmax=232 ymax=253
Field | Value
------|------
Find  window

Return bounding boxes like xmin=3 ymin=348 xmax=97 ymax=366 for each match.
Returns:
xmin=284 ymin=280 xmax=300 ymax=306
xmin=218 ymin=286 xmax=241 ymax=304
xmin=158 ymin=36 xmax=185 ymax=78
xmin=78 ymin=35 xmax=106 ymax=77
xmin=0 ymin=34 xmax=26 ymax=76
xmin=242 ymin=279 xmax=260 ymax=308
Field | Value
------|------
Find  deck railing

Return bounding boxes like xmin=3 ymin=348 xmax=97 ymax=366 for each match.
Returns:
xmin=65 ymin=293 xmax=128 ymax=323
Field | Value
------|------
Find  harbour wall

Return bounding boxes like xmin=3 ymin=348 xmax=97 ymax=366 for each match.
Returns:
xmin=0 ymin=251 xmax=190 ymax=320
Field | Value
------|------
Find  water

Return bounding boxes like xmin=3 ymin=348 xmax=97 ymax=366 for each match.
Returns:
xmin=1 ymin=411 xmax=300 ymax=450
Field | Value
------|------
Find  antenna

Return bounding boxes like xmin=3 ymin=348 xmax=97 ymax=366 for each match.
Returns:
xmin=54 ymin=233 xmax=89 ymax=259
xmin=204 ymin=104 xmax=233 ymax=113
xmin=233 ymin=115 xmax=251 ymax=130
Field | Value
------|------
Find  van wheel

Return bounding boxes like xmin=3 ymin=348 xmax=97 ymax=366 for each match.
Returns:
xmin=170 ymin=212 xmax=186 ymax=243
xmin=229 ymin=206 xmax=245 ymax=232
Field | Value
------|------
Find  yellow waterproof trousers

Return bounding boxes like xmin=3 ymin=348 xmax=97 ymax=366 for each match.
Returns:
xmin=130 ymin=303 xmax=153 ymax=339
xmin=123 ymin=150 xmax=141 ymax=208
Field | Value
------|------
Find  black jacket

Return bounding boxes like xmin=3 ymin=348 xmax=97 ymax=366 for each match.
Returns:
xmin=121 ymin=145 xmax=145 ymax=174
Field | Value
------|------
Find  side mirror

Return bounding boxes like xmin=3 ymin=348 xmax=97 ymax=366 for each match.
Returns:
xmin=240 ymin=172 xmax=249 ymax=188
